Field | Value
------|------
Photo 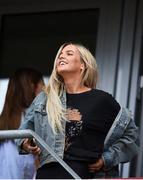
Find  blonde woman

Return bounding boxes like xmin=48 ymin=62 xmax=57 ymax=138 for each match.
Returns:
xmin=17 ymin=43 xmax=138 ymax=179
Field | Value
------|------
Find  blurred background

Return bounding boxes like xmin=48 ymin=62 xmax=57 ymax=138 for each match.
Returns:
xmin=0 ymin=0 xmax=143 ymax=177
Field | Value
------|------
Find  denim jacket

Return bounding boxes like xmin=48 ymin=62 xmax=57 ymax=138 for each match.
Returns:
xmin=94 ymin=107 xmax=139 ymax=178
xmin=102 ymin=107 xmax=138 ymax=169
xmin=17 ymin=91 xmax=66 ymax=167
xmin=17 ymin=91 xmax=138 ymax=173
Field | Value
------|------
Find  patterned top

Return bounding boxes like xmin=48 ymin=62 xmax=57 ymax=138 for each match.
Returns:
xmin=64 ymin=89 xmax=120 ymax=163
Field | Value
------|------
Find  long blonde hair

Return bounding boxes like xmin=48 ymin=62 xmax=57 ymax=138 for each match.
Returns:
xmin=45 ymin=42 xmax=98 ymax=133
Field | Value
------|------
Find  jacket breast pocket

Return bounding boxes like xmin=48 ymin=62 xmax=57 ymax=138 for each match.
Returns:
xmin=113 ymin=123 xmax=125 ymax=137
xmin=106 ymin=124 xmax=125 ymax=146
xmin=35 ymin=105 xmax=48 ymax=128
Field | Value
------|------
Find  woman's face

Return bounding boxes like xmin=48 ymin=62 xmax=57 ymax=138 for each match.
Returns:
xmin=56 ymin=44 xmax=84 ymax=77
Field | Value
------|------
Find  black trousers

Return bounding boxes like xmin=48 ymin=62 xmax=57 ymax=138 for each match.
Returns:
xmin=36 ymin=160 xmax=91 ymax=179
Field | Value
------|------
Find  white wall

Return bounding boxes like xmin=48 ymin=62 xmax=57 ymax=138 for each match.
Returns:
xmin=0 ymin=79 xmax=9 ymax=114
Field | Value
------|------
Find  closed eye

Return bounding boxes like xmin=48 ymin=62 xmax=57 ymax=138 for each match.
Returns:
xmin=67 ymin=52 xmax=73 ymax=55
xmin=66 ymin=50 xmax=74 ymax=56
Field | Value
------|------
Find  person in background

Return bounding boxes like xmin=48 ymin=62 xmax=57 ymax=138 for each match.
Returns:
xmin=0 ymin=67 xmax=44 ymax=179
xmin=17 ymin=43 xmax=138 ymax=179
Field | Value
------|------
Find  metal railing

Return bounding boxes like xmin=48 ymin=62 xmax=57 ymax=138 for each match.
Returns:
xmin=0 ymin=129 xmax=81 ymax=179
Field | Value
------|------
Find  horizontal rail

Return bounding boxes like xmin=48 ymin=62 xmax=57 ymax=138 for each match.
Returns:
xmin=0 ymin=129 xmax=81 ymax=179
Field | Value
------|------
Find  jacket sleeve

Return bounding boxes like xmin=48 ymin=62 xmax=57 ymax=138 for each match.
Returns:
xmin=15 ymin=101 xmax=35 ymax=154
xmin=102 ymin=118 xmax=139 ymax=170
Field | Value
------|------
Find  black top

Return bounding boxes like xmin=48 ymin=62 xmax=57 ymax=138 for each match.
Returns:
xmin=64 ymin=89 xmax=120 ymax=163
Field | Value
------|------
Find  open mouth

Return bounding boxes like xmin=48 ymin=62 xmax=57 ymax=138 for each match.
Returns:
xmin=59 ymin=61 xmax=68 ymax=66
